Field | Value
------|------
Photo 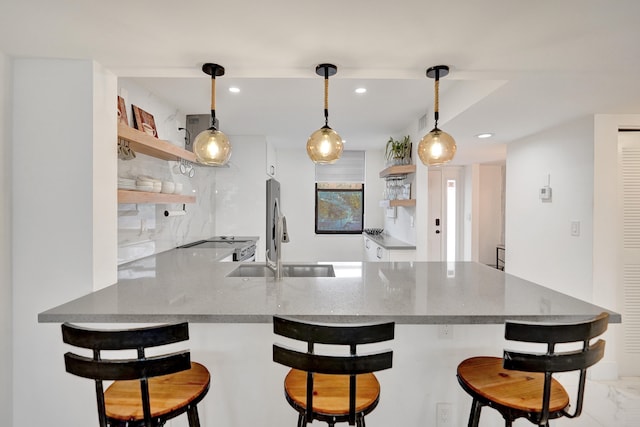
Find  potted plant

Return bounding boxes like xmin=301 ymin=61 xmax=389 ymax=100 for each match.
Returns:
xmin=385 ymin=135 xmax=412 ymax=165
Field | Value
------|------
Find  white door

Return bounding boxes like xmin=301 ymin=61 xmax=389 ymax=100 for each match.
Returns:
xmin=427 ymin=170 xmax=443 ymax=261
xmin=427 ymin=167 xmax=465 ymax=261
xmin=618 ymin=131 xmax=640 ymax=376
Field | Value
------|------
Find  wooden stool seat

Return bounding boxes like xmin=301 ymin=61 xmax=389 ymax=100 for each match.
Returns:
xmin=455 ymin=313 xmax=609 ymax=427
xmin=284 ymin=369 xmax=381 ymax=416
xmin=105 ymin=362 xmax=210 ymax=422
xmin=457 ymin=356 xmax=569 ymax=413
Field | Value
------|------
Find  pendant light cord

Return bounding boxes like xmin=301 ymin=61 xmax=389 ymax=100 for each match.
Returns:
xmin=324 ymin=71 xmax=329 ymax=127
xmin=433 ymin=74 xmax=440 ymax=128
xmin=210 ymin=75 xmax=217 ymax=129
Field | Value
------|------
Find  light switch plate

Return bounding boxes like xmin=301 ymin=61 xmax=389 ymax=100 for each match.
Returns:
xmin=571 ymin=221 xmax=580 ymax=236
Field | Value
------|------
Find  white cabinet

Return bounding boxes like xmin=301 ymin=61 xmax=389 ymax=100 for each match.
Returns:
xmin=363 ymin=236 xmax=378 ymax=261
xmin=363 ymin=236 xmax=415 ymax=262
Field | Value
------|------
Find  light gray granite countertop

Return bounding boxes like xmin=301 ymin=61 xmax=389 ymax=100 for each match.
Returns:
xmin=38 ymin=248 xmax=620 ymax=324
xmin=363 ymin=233 xmax=416 ymax=250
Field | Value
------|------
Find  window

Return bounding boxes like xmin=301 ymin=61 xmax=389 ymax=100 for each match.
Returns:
xmin=315 ymin=151 xmax=365 ymax=234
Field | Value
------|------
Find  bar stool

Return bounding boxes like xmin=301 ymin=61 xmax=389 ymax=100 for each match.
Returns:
xmin=456 ymin=312 xmax=609 ymax=427
xmin=272 ymin=316 xmax=394 ymax=427
xmin=61 ymin=322 xmax=210 ymax=427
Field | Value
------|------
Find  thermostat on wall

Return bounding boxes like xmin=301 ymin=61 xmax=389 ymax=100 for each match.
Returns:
xmin=539 ymin=186 xmax=552 ymax=201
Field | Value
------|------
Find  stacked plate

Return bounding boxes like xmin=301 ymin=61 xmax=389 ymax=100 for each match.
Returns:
xmin=136 ymin=175 xmax=161 ymax=193
xmin=118 ymin=177 xmax=136 ymax=190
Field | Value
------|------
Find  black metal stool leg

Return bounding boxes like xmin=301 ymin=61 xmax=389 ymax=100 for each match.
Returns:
xmin=186 ymin=405 xmax=201 ymax=427
xmin=468 ymin=399 xmax=482 ymax=427
xmin=297 ymin=412 xmax=306 ymax=427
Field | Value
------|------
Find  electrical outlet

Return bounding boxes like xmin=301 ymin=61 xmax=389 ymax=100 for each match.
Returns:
xmin=437 ymin=324 xmax=453 ymax=339
xmin=436 ymin=402 xmax=454 ymax=427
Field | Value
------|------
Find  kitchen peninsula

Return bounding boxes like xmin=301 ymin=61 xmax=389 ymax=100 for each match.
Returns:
xmin=39 ymin=247 xmax=619 ymax=324
xmin=38 ymin=247 xmax=620 ymax=427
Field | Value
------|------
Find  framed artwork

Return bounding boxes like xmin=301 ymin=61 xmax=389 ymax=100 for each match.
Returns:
xmin=132 ymin=105 xmax=158 ymax=138
xmin=117 ymin=96 xmax=129 ymax=126
xmin=315 ymin=183 xmax=364 ymax=234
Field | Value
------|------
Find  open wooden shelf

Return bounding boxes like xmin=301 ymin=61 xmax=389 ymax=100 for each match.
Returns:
xmin=118 ymin=190 xmax=196 ymax=205
xmin=117 ymin=123 xmax=198 ymax=205
xmin=118 ymin=122 xmax=197 ymax=163
xmin=379 ymin=199 xmax=416 ymax=208
xmin=379 ymin=164 xmax=416 ymax=178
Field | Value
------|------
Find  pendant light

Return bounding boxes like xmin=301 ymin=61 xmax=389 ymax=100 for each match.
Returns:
xmin=307 ymin=63 xmax=344 ymax=164
xmin=193 ymin=63 xmax=232 ymax=166
xmin=417 ymin=65 xmax=457 ymax=166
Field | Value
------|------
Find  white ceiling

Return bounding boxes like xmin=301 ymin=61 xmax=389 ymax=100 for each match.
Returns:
xmin=3 ymin=0 xmax=640 ymax=164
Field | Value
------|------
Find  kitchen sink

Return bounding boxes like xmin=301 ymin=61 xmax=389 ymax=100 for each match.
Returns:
xmin=227 ymin=263 xmax=335 ymax=278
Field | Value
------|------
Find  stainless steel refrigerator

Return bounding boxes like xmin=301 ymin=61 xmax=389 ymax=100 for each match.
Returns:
xmin=266 ymin=178 xmax=280 ymax=262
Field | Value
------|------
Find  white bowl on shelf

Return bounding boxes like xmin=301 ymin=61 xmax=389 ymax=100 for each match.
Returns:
xmin=161 ymin=182 xmax=175 ymax=194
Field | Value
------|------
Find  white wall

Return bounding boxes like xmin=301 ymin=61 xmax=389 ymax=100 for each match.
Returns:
xmin=0 ymin=51 xmax=13 ymax=426
xmin=276 ymin=147 xmax=385 ymax=262
xmin=12 ymin=58 xmax=115 ymax=426
xmin=92 ymin=62 xmax=118 ymax=289
xmin=505 ymin=116 xmax=594 ymax=301
xmin=214 ymin=135 xmax=268 ymax=260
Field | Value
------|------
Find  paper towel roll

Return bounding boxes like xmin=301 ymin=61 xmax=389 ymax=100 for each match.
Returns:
xmin=164 ymin=210 xmax=186 ymax=217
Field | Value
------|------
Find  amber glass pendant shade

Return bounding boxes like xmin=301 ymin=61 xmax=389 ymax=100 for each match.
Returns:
xmin=307 ymin=126 xmax=344 ymax=164
xmin=194 ymin=62 xmax=232 ymax=166
xmin=418 ymin=65 xmax=456 ymax=166
xmin=193 ymin=129 xmax=232 ymax=166
xmin=418 ymin=128 xmax=456 ymax=166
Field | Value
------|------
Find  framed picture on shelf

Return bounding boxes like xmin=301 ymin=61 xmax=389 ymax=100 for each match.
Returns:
xmin=117 ymin=96 xmax=129 ymax=126
xmin=132 ymin=105 xmax=158 ymax=138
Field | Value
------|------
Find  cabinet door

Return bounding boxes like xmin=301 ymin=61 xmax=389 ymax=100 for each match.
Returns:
xmin=363 ymin=237 xmax=378 ymax=261
xmin=375 ymin=245 xmax=389 ymax=262
xmin=388 ymin=249 xmax=416 ymax=262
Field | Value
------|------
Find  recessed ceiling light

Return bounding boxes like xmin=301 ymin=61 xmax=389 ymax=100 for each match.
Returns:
xmin=355 ymin=87 xmax=367 ymax=94
xmin=476 ymin=133 xmax=493 ymax=139
xmin=229 ymin=87 xmax=240 ymax=93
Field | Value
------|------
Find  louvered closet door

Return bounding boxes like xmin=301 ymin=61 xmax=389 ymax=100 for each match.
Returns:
xmin=619 ymin=131 xmax=640 ymax=375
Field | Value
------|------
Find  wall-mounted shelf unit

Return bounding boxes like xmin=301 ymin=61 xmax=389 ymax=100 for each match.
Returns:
xmin=379 ymin=164 xmax=416 ymax=179
xmin=118 ymin=122 xmax=197 ymax=163
xmin=117 ymin=123 xmax=197 ymax=205
xmin=118 ymin=190 xmax=195 ymax=204
xmin=379 ymin=164 xmax=416 ymax=207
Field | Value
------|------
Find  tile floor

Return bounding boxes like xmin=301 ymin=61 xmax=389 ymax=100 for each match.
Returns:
xmin=554 ymin=377 xmax=640 ymax=427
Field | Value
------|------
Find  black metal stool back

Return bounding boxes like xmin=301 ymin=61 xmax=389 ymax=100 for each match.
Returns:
xmin=457 ymin=312 xmax=609 ymax=427
xmin=273 ymin=316 xmax=394 ymax=426
xmin=62 ymin=322 xmax=203 ymax=427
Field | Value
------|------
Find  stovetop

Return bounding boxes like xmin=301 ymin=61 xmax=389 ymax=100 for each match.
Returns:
xmin=178 ymin=236 xmax=257 ymax=250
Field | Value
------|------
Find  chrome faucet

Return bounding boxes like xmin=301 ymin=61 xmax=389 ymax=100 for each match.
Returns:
xmin=266 ymin=198 xmax=289 ymax=279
